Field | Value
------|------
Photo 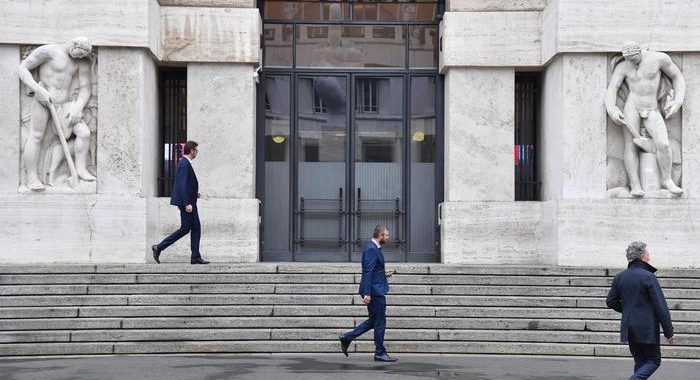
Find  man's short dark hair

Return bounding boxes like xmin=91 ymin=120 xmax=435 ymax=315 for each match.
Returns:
xmin=373 ymin=225 xmax=388 ymax=238
xmin=184 ymin=141 xmax=198 ymax=155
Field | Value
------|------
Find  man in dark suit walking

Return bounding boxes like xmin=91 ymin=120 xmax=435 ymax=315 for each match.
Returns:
xmin=152 ymin=141 xmax=209 ymax=265
xmin=339 ymin=225 xmax=396 ymax=362
xmin=607 ymin=241 xmax=674 ymax=380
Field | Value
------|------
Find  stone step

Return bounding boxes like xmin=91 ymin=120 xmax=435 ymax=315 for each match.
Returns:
xmin=2 ymin=284 xmax=698 ymax=300
xmin=1 ymin=329 xmax=697 ymax=346
xmin=1 ymin=264 xmax=698 ymax=278
xmin=0 ymin=340 xmax=697 ymax=358
xmin=3 ymin=305 xmax=697 ymax=321
xmin=3 ymin=273 xmax=699 ymax=289
xmin=7 ymin=294 xmax=697 ymax=310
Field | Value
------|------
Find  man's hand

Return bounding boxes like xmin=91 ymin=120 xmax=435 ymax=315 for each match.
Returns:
xmin=66 ymin=103 xmax=83 ymax=126
xmin=664 ymin=99 xmax=682 ymax=119
xmin=385 ymin=269 xmax=395 ymax=277
xmin=185 ymin=204 xmax=193 ymax=213
xmin=667 ymin=336 xmax=675 ymax=345
xmin=362 ymin=295 xmax=371 ymax=305
xmin=608 ymin=107 xmax=628 ymax=127
xmin=36 ymin=88 xmax=52 ymax=106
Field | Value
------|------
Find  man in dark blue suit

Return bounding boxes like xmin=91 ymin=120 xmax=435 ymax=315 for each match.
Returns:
xmin=607 ymin=241 xmax=674 ymax=380
xmin=339 ymin=225 xmax=396 ymax=362
xmin=151 ymin=141 xmax=209 ymax=265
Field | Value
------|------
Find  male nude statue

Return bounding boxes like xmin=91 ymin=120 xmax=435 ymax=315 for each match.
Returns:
xmin=605 ymin=42 xmax=686 ymax=197
xmin=19 ymin=37 xmax=95 ymax=191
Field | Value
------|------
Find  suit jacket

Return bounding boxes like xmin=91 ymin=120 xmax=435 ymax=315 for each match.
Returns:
xmin=170 ymin=158 xmax=199 ymax=207
xmin=359 ymin=240 xmax=389 ymax=297
xmin=606 ymin=260 xmax=673 ymax=344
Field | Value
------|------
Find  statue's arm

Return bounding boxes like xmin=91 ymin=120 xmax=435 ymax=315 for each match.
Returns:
xmin=74 ymin=62 xmax=92 ymax=110
xmin=605 ymin=66 xmax=625 ymax=119
xmin=660 ymin=54 xmax=686 ymax=105
xmin=18 ymin=47 xmax=50 ymax=96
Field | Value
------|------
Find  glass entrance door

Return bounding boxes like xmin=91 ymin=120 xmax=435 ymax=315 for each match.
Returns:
xmin=351 ymin=76 xmax=405 ymax=261
xmin=261 ymin=73 xmax=438 ymax=262
xmin=291 ymin=74 xmax=407 ymax=261
xmin=295 ymin=75 xmax=349 ymax=260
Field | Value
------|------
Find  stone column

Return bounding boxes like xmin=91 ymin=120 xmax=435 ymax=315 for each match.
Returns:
xmin=0 ymin=45 xmax=20 ymax=194
xmin=187 ymin=63 xmax=255 ymax=199
xmin=682 ymin=53 xmax=700 ymax=198
xmin=444 ymin=67 xmax=515 ymax=202
xmin=539 ymin=54 xmax=608 ymax=200
xmin=97 ymin=47 xmax=159 ymax=197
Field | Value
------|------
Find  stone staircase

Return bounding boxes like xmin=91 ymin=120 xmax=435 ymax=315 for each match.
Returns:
xmin=0 ymin=264 xmax=699 ymax=358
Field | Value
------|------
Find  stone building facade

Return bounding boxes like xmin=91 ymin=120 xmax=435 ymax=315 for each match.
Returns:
xmin=0 ymin=0 xmax=698 ymax=268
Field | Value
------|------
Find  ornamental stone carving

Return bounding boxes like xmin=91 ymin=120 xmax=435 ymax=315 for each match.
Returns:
xmin=605 ymin=42 xmax=686 ymax=199
xmin=19 ymin=37 xmax=97 ymax=193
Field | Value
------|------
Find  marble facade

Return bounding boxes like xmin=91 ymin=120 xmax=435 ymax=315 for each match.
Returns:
xmin=0 ymin=0 xmax=699 ymax=268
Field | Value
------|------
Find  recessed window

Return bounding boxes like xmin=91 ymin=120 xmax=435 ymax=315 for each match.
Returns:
xmin=515 ymin=72 xmax=541 ymax=201
xmin=158 ymin=67 xmax=187 ymax=197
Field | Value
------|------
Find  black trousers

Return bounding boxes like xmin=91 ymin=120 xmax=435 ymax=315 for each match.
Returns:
xmin=627 ymin=341 xmax=661 ymax=380
xmin=157 ymin=205 xmax=201 ymax=260
xmin=342 ymin=295 xmax=387 ymax=356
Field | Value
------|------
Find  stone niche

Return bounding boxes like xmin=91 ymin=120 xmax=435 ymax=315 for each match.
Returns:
xmin=606 ymin=52 xmax=683 ymax=199
xmin=19 ymin=40 xmax=98 ymax=193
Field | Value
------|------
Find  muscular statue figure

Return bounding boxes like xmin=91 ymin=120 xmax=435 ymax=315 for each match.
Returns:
xmin=605 ymin=42 xmax=686 ymax=197
xmin=19 ymin=37 xmax=95 ymax=191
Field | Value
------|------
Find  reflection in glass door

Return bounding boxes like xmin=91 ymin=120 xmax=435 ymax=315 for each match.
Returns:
xmin=294 ymin=76 xmax=349 ymax=260
xmin=261 ymin=73 xmax=439 ymax=262
xmin=352 ymin=76 xmax=405 ymax=260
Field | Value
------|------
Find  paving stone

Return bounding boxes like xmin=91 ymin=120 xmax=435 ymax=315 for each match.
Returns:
xmin=390 ymin=295 xmax=577 ymax=308
xmin=135 ymin=274 xmax=355 ymax=284
xmin=356 ymin=341 xmax=596 ymax=356
xmin=0 ymin=295 xmax=128 ymax=307
xmin=95 ymin=264 xmax=279 ymax=274
xmin=388 ymin=317 xmax=586 ymax=331
xmin=428 ymin=266 xmax=607 ymax=277
xmin=385 ymin=275 xmax=571 ymax=286
xmin=594 ymin=344 xmax=700 ymax=359
xmin=0 ymin=285 xmax=88 ymax=296
xmin=113 ymin=341 xmax=339 ymax=354
xmin=0 ymin=318 xmax=121 ymax=331
xmin=577 ymin=297 xmax=700 ymax=310
xmin=0 ymin=343 xmax=113 ymax=356
xmin=271 ymin=329 xmax=438 ymax=341
xmin=87 ymin=284 xmax=275 ymax=295
xmin=71 ymin=329 xmax=272 ymax=342
xmin=438 ymin=330 xmax=619 ymax=344
xmin=430 ymin=285 xmax=608 ymax=297
xmin=0 ymin=331 xmax=70 ymax=343
xmin=121 ymin=317 xmax=355 ymax=329
xmin=126 ymin=294 xmax=353 ymax=306
xmin=0 ymin=274 xmax=136 ymax=285
xmin=0 ymin=307 xmax=78 ymax=319
xmin=78 ymin=306 xmax=274 ymax=318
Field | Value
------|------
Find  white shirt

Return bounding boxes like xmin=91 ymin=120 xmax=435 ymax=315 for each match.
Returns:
xmin=184 ymin=155 xmax=193 ymax=164
xmin=372 ymin=239 xmax=381 ymax=249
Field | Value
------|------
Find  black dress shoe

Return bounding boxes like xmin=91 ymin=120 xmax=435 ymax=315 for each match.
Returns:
xmin=374 ymin=354 xmax=397 ymax=362
xmin=191 ymin=257 xmax=210 ymax=265
xmin=151 ymin=245 xmax=160 ymax=264
xmin=339 ymin=334 xmax=350 ymax=357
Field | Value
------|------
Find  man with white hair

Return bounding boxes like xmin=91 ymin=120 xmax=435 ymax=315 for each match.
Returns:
xmin=19 ymin=36 xmax=95 ymax=190
xmin=607 ymin=241 xmax=675 ymax=379
xmin=605 ymin=42 xmax=686 ymax=197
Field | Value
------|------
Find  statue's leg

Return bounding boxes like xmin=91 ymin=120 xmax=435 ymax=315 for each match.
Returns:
xmin=73 ymin=121 xmax=96 ymax=181
xmin=47 ymin=142 xmax=64 ymax=186
xmin=644 ymin=111 xmax=683 ymax=195
xmin=24 ymin=101 xmax=50 ymax=190
xmin=622 ymin=106 xmax=643 ymax=197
